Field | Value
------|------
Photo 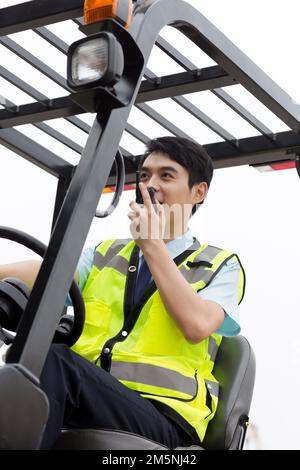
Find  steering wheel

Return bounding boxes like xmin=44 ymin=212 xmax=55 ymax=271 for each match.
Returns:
xmin=0 ymin=226 xmax=85 ymax=347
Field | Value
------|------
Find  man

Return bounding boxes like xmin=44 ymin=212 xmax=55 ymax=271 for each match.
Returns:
xmin=0 ymin=136 xmax=245 ymax=449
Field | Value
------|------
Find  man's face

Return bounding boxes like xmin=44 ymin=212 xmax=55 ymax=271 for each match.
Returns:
xmin=139 ymin=151 xmax=207 ymax=238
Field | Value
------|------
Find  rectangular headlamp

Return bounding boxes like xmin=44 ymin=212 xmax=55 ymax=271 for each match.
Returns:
xmin=67 ymin=32 xmax=124 ymax=90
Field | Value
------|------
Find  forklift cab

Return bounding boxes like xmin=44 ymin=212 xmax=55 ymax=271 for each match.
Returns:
xmin=0 ymin=0 xmax=299 ymax=450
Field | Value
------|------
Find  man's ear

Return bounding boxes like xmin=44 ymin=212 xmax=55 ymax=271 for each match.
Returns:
xmin=193 ymin=182 xmax=208 ymax=204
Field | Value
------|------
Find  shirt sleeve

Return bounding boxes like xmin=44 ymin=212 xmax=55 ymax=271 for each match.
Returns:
xmin=198 ymin=257 xmax=241 ymax=337
xmin=65 ymin=246 xmax=95 ymax=306
xmin=77 ymin=246 xmax=95 ymax=291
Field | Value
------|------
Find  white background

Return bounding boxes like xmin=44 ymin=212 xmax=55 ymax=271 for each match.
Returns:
xmin=1 ymin=0 xmax=300 ymax=449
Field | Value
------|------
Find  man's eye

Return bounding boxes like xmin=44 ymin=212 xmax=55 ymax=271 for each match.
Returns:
xmin=162 ymin=173 xmax=172 ymax=178
xmin=140 ymin=173 xmax=148 ymax=180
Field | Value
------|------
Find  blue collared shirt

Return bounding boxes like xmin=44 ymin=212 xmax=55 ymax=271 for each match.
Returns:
xmin=74 ymin=229 xmax=241 ymax=337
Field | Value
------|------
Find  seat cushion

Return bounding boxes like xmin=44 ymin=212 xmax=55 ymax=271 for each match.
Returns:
xmin=53 ymin=429 xmax=169 ymax=450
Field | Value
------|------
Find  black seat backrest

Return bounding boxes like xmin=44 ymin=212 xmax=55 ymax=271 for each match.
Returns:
xmin=202 ymin=335 xmax=256 ymax=450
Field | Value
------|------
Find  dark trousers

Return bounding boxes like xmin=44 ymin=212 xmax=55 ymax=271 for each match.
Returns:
xmin=39 ymin=344 xmax=193 ymax=449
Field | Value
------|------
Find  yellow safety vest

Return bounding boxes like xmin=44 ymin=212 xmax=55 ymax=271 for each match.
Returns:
xmin=72 ymin=237 xmax=245 ymax=442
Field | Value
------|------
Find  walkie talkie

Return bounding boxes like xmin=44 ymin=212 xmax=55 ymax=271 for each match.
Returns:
xmin=135 ymin=171 xmax=157 ymax=210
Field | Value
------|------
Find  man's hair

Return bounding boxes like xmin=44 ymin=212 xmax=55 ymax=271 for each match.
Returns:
xmin=138 ymin=136 xmax=214 ymax=216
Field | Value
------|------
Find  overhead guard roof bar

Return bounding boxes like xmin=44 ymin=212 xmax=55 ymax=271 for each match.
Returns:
xmin=150 ymin=36 xmax=275 ymax=138
xmin=0 ymin=6 xmax=298 ymax=177
xmin=0 ymin=28 xmax=234 ymax=155
xmin=0 ymin=127 xmax=74 ymax=178
xmin=0 ymin=1 xmax=298 ymax=172
xmin=0 ymin=21 xmax=274 ymax=154
xmin=129 ymin=0 xmax=300 ymax=132
xmin=0 ymin=0 xmax=84 ymax=37
xmin=0 ymin=36 xmax=234 ymax=127
xmin=0 ymin=89 xmax=131 ymax=159
xmin=144 ymin=68 xmax=236 ymax=143
xmin=0 ymin=61 xmax=105 ymax=144
xmin=1 ymin=0 xmax=299 ymax=131
xmin=0 ymin=11 xmax=274 ymax=148
xmin=0 ymin=34 xmax=151 ymax=150
xmin=0 ymin=3 xmax=298 ymax=174
xmin=0 ymin=1 xmax=298 ymax=169
xmin=0 ymin=83 xmax=83 ymax=154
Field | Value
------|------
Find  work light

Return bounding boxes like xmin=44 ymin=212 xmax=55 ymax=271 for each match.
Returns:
xmin=67 ymin=32 xmax=124 ymax=90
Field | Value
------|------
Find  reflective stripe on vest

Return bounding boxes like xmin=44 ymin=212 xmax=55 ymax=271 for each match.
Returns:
xmin=110 ymin=361 xmax=197 ymax=397
xmin=205 ymin=379 xmax=219 ymax=397
xmin=93 ymin=239 xmax=131 ymax=272
xmin=92 ymin=239 xmax=240 ymax=298
xmin=208 ymin=336 xmax=219 ymax=362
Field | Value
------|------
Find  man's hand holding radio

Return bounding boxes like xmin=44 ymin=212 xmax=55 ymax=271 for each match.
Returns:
xmin=128 ymin=182 xmax=166 ymax=250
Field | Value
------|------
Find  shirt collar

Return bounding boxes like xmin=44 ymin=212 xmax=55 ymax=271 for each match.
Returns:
xmin=139 ymin=228 xmax=195 ymax=261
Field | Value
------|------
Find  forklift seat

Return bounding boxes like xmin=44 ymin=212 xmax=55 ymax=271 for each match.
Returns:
xmin=53 ymin=335 xmax=255 ymax=450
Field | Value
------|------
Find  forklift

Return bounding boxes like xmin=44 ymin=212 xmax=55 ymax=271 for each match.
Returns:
xmin=0 ymin=0 xmax=299 ymax=450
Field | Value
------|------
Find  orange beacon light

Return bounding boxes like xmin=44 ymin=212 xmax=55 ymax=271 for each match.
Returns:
xmin=84 ymin=0 xmax=133 ymax=28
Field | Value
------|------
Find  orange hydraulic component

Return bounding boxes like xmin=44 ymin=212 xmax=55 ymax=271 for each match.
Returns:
xmin=84 ymin=0 xmax=133 ymax=28
xmin=102 ymin=184 xmax=135 ymax=194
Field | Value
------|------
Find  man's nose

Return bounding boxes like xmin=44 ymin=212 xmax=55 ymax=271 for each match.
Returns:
xmin=147 ymin=175 xmax=159 ymax=190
